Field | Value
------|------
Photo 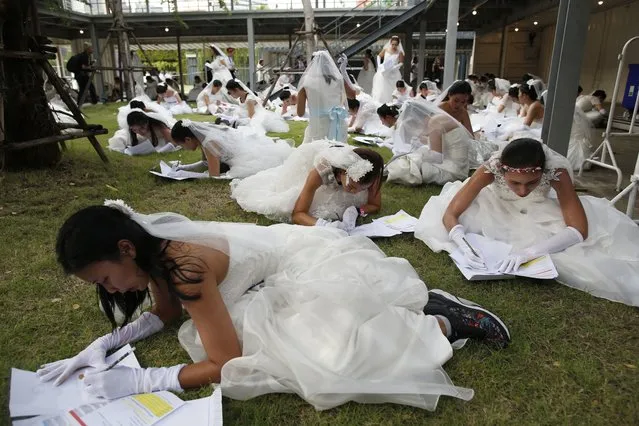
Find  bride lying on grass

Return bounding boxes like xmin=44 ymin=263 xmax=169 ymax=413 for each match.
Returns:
xmin=38 ymin=200 xmax=510 ymax=411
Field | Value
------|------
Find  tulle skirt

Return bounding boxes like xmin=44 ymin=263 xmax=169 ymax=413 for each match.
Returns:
xmin=371 ymin=68 xmax=401 ymax=104
xmin=161 ymin=100 xmax=193 ymax=115
xmin=224 ymin=130 xmax=294 ymax=178
xmin=178 ymin=223 xmax=471 ymax=410
xmin=250 ymin=108 xmax=290 ymax=134
xmin=414 ymin=181 xmax=639 ymax=306
xmin=357 ymin=67 xmax=375 ymax=95
xmin=230 ymin=141 xmax=368 ymax=222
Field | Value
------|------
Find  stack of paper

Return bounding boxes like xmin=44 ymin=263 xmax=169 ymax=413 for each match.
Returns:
xmin=349 ymin=210 xmax=418 ymax=238
xmin=450 ymin=233 xmax=558 ymax=281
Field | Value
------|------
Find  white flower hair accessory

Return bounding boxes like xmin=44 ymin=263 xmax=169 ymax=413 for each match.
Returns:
xmin=104 ymin=199 xmax=136 ymax=216
xmin=181 ymin=118 xmax=193 ymax=128
xmin=346 ymin=158 xmax=374 ymax=183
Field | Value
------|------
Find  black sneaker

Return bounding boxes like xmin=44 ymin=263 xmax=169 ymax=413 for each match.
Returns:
xmin=424 ymin=289 xmax=511 ymax=348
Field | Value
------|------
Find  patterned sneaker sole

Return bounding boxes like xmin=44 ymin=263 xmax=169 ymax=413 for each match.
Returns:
xmin=429 ymin=289 xmax=511 ymax=344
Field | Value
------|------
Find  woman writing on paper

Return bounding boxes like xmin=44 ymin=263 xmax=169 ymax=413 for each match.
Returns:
xmin=414 ymin=138 xmax=639 ymax=306
xmin=107 ymin=100 xmax=178 ymax=155
xmin=38 ymin=199 xmax=510 ymax=410
xmin=169 ymin=119 xmax=293 ymax=178
xmin=225 ymin=80 xmax=289 ymax=134
xmin=231 ymin=140 xmax=384 ymax=230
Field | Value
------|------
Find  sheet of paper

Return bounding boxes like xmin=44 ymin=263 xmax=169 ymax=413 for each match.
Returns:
xmin=349 ymin=221 xmax=402 ymax=238
xmin=450 ymin=233 xmax=558 ymax=281
xmin=10 ymin=344 xmax=140 ymax=418
xmin=158 ymin=386 xmax=223 ymax=426
xmin=373 ymin=210 xmax=418 ymax=232
xmin=352 ymin=136 xmax=384 ymax=146
xmin=24 ymin=391 xmax=184 ymax=426
xmin=150 ymin=161 xmax=212 ymax=181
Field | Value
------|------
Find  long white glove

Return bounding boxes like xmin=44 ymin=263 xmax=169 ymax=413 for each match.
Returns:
xmin=176 ymin=160 xmax=208 ymax=171
xmin=37 ymin=312 xmax=164 ymax=385
xmin=449 ymin=224 xmax=486 ymax=269
xmin=497 ymin=226 xmax=584 ymax=273
xmin=337 ymin=53 xmax=356 ymax=92
xmin=84 ymin=364 xmax=185 ymax=400
xmin=376 ymin=55 xmax=383 ymax=69
xmin=315 ymin=206 xmax=359 ymax=232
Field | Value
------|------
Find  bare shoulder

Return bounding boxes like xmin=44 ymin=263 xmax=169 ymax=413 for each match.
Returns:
xmin=164 ymin=241 xmax=230 ymax=294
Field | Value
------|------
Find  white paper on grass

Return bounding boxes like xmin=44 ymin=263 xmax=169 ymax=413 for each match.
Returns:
xmin=158 ymin=386 xmax=223 ymax=426
xmin=373 ymin=210 xmax=418 ymax=232
xmin=352 ymin=136 xmax=384 ymax=146
xmin=450 ymin=233 xmax=558 ymax=281
xmin=9 ymin=344 xmax=140 ymax=418
xmin=149 ymin=161 xmax=233 ymax=181
xmin=349 ymin=221 xmax=402 ymax=238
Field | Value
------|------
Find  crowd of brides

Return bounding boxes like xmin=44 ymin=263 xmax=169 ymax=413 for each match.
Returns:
xmin=38 ymin=37 xmax=638 ymax=413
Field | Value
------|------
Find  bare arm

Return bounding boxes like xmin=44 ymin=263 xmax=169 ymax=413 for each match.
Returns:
xmin=291 ymin=169 xmax=323 ymax=226
xmin=202 ymin=144 xmax=221 ymax=177
xmin=398 ymin=52 xmax=405 ymax=64
xmin=359 ymin=183 xmax=382 ymax=215
xmin=159 ymin=126 xmax=174 ymax=144
xmin=551 ymin=170 xmax=588 ymax=239
xmin=246 ymin=100 xmax=256 ymax=118
xmin=148 ymin=280 xmax=183 ymax=324
xmin=296 ymin=88 xmax=307 ymax=118
xmin=177 ymin=259 xmax=241 ymax=388
xmin=497 ymin=103 xmax=505 ymax=113
xmin=459 ymin=109 xmax=474 ymax=135
xmin=344 ymin=81 xmax=357 ymax=99
xmin=442 ymin=166 xmax=494 ymax=231
xmin=523 ymin=103 xmax=542 ymax=126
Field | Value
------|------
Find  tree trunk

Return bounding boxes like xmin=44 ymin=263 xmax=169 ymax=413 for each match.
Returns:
xmin=1 ymin=0 xmax=61 ymax=168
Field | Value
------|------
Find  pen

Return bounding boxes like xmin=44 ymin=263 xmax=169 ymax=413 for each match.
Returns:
xmin=102 ymin=347 xmax=136 ymax=372
xmin=461 ymin=237 xmax=481 ymax=258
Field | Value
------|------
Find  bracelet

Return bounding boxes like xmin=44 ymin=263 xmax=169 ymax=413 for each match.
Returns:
xmin=357 ymin=207 xmax=368 ymax=217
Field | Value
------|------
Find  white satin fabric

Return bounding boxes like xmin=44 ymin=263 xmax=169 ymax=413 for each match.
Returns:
xmin=414 ymin=147 xmax=639 ymax=307
xmin=176 ymin=222 xmax=471 ymax=410
xmin=230 ymin=140 xmax=369 ymax=222
xmin=352 ymin=93 xmax=392 ymax=137
xmin=357 ymin=61 xmax=375 ymax=95
xmin=371 ymin=51 xmax=402 ymax=104
xmin=239 ymin=92 xmax=289 ymax=134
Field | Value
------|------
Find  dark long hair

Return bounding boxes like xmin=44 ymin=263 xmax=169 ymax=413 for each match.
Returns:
xmin=443 ymin=80 xmax=472 ymax=101
xmin=519 ymin=83 xmax=538 ymax=101
xmin=56 ymin=206 xmax=204 ymax=327
xmin=376 ymin=103 xmax=400 ymax=119
xmin=171 ymin=120 xmax=197 ymax=144
xmin=500 ymin=138 xmax=546 ymax=169
xmin=365 ymin=49 xmax=376 ymax=72
xmin=127 ymin=111 xmax=167 ymax=147
xmin=347 ymin=148 xmax=385 ymax=194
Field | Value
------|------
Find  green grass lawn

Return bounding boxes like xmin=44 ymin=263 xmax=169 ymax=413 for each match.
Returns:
xmin=1 ymin=103 xmax=638 ymax=425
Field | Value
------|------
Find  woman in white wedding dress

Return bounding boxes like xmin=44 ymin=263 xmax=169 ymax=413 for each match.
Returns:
xmin=38 ymin=200 xmax=510 ymax=411
xmin=371 ymin=36 xmax=404 ymax=104
xmin=107 ymin=99 xmax=179 ymax=155
xmin=231 ymin=140 xmax=384 ymax=229
xmin=297 ymin=51 xmax=355 ymax=144
xmin=414 ymin=138 xmax=639 ymax=306
xmin=384 ymin=99 xmax=489 ymax=186
xmin=156 ymin=83 xmax=193 ymax=115
xmin=196 ymin=46 xmax=237 ymax=114
xmin=169 ymin=119 xmax=293 ymax=178
xmin=347 ymin=97 xmax=391 ymax=137
xmin=226 ymin=79 xmax=289 ymax=134
xmin=357 ymin=49 xmax=376 ymax=95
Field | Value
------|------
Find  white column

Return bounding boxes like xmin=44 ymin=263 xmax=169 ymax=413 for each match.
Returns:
xmin=443 ymin=0 xmax=459 ymax=88
xmin=247 ymin=17 xmax=256 ymax=90
xmin=417 ymin=18 xmax=427 ymax=83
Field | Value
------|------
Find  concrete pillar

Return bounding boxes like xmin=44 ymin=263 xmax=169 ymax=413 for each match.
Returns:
xmin=541 ymin=0 xmax=593 ymax=155
xmin=403 ymin=31 xmax=413 ymax=83
xmin=247 ymin=17 xmax=256 ymax=90
xmin=176 ymin=31 xmax=184 ymax=94
xmin=443 ymin=0 xmax=459 ymax=88
xmin=498 ymin=19 xmax=508 ymax=77
xmin=417 ymin=18 xmax=427 ymax=84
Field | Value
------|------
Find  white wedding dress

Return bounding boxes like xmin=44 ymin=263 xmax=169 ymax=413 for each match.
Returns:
xmin=171 ymin=221 xmax=470 ymax=411
xmin=196 ymin=57 xmax=237 ymax=114
xmin=107 ymin=97 xmax=178 ymax=155
xmin=371 ymin=51 xmax=402 ymax=104
xmin=352 ymin=94 xmax=392 ymax=137
xmin=159 ymin=93 xmax=193 ymax=115
xmin=299 ymin=53 xmax=348 ymax=144
xmin=357 ymin=61 xmax=375 ymax=95
xmin=230 ymin=140 xmax=369 ymax=222
xmin=414 ymin=146 xmax=639 ymax=307
xmin=236 ymin=91 xmax=289 ymax=134
xmin=199 ymin=125 xmax=293 ymax=178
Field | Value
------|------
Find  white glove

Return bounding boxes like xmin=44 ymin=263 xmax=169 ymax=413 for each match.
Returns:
xmin=341 ymin=206 xmax=359 ymax=230
xmin=497 ymin=226 xmax=583 ymax=273
xmin=599 ymin=108 xmax=607 ymax=116
xmin=176 ymin=160 xmax=207 ymax=171
xmin=315 ymin=218 xmax=351 ymax=231
xmin=449 ymin=224 xmax=486 ymax=269
xmin=84 ymin=364 xmax=185 ymax=400
xmin=37 ymin=312 xmax=164 ymax=385
xmin=376 ymin=55 xmax=382 ymax=69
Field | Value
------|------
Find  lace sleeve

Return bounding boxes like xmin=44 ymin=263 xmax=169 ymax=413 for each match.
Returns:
xmin=546 ymin=168 xmax=563 ymax=182
xmin=483 ymin=156 xmax=501 ymax=175
xmin=313 ymin=156 xmax=334 ymax=185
